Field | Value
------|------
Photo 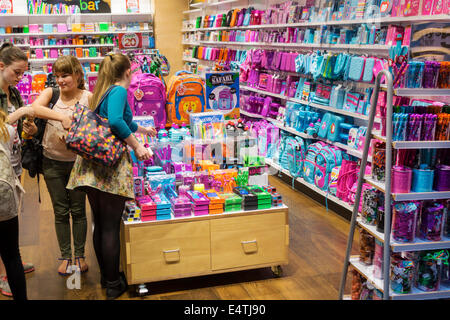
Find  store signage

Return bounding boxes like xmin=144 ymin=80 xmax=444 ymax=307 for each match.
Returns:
xmin=31 ymin=0 xmax=111 ymax=13
xmin=205 ymin=72 xmax=240 ymax=120
xmin=118 ymin=33 xmax=143 ymax=49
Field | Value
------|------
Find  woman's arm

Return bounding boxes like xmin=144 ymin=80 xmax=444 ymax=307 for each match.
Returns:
xmin=6 ymin=106 xmax=34 ymax=124
xmin=31 ymin=88 xmax=72 ymax=128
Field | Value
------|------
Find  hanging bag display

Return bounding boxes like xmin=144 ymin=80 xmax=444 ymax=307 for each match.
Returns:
xmin=66 ymin=85 xmax=127 ymax=167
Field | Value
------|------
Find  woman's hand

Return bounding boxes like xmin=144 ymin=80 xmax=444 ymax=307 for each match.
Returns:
xmin=23 ymin=119 xmax=38 ymax=136
xmin=61 ymin=115 xmax=73 ymax=130
xmin=145 ymin=126 xmax=157 ymax=137
xmin=134 ymin=144 xmax=152 ymax=161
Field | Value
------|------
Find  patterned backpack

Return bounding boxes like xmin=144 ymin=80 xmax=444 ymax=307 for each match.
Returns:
xmin=127 ymin=73 xmax=167 ymax=128
xmin=166 ymin=71 xmax=206 ymax=126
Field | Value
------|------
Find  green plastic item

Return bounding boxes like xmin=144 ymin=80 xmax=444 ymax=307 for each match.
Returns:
xmin=23 ymin=25 xmax=29 ymax=33
xmin=89 ymin=47 xmax=97 ymax=57
xmin=99 ymin=23 xmax=109 ymax=32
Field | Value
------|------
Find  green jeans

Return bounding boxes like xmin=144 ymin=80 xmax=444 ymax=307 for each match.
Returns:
xmin=43 ymin=156 xmax=87 ymax=259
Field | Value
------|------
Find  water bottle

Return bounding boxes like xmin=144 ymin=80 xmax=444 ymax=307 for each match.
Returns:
xmin=157 ymin=124 xmax=168 ymax=140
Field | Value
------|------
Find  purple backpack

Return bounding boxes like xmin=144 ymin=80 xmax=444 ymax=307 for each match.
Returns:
xmin=127 ymin=73 xmax=166 ymax=128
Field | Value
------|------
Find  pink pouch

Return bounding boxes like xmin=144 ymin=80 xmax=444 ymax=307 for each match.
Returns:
xmin=57 ymin=23 xmax=67 ymax=33
xmin=49 ymin=48 xmax=58 ymax=58
xmin=29 ymin=24 xmax=39 ymax=33
xmin=280 ymin=52 xmax=288 ymax=71
xmin=35 ymin=49 xmax=44 ymax=59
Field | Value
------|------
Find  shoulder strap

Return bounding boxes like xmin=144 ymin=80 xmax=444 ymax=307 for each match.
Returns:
xmin=93 ymin=85 xmax=118 ymax=114
xmin=49 ymin=87 xmax=60 ymax=109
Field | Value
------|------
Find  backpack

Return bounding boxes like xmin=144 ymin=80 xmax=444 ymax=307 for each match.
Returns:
xmin=166 ymin=71 xmax=206 ymax=126
xmin=314 ymin=145 xmax=343 ymax=190
xmin=21 ymin=87 xmax=60 ymax=179
xmin=0 ymin=143 xmax=24 ymax=222
xmin=218 ymin=88 xmax=233 ymax=110
xmin=303 ymin=141 xmax=326 ymax=184
xmin=285 ymin=136 xmax=305 ymax=179
xmin=127 ymin=73 xmax=167 ymax=128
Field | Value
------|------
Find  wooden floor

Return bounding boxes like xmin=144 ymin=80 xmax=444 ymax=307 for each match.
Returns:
xmin=1 ymin=173 xmax=359 ymax=300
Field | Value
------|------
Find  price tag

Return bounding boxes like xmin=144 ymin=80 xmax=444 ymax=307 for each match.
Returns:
xmin=118 ymin=33 xmax=143 ymax=49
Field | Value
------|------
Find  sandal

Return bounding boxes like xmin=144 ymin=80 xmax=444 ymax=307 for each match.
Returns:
xmin=74 ymin=256 xmax=89 ymax=273
xmin=57 ymin=258 xmax=72 ymax=276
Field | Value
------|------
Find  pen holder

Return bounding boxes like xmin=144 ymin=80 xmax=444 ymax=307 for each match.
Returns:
xmin=412 ymin=168 xmax=434 ymax=192
xmin=391 ymin=165 xmax=412 ymax=193
xmin=434 ymin=165 xmax=450 ymax=191
xmin=371 ymin=142 xmax=386 ymax=182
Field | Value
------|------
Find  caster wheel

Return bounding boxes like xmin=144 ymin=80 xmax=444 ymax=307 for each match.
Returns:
xmin=271 ymin=265 xmax=283 ymax=278
xmin=136 ymin=284 xmax=149 ymax=296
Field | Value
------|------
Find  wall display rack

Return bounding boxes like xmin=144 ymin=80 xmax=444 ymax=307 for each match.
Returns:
xmin=181 ymin=0 xmax=450 ymax=223
xmin=339 ymin=71 xmax=450 ymax=300
xmin=0 ymin=11 xmax=154 ymax=66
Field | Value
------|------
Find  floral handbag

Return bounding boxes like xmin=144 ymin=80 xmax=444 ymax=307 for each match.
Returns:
xmin=66 ymin=85 xmax=127 ymax=167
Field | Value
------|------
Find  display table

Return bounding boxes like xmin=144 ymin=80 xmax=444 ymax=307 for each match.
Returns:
xmin=120 ymin=205 xmax=289 ymax=295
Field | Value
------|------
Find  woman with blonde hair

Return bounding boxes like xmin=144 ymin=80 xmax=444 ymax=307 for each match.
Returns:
xmin=66 ymin=53 xmax=156 ymax=299
xmin=31 ymin=55 xmax=91 ymax=276
xmin=0 ymin=106 xmax=36 ymax=300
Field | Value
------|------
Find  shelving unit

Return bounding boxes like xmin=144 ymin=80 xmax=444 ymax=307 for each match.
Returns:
xmin=338 ymin=70 xmax=450 ymax=300
xmin=1 ymin=11 xmax=154 ymax=66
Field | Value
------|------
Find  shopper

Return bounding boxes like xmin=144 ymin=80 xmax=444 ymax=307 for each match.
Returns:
xmin=66 ymin=53 xmax=156 ymax=300
xmin=31 ymin=56 xmax=91 ymax=276
xmin=0 ymin=106 xmax=36 ymax=300
xmin=0 ymin=42 xmax=36 ymax=298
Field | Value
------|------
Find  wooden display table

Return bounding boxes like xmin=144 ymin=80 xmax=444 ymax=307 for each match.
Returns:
xmin=120 ymin=205 xmax=289 ymax=295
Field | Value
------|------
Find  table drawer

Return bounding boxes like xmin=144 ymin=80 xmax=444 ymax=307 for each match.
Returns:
xmin=127 ymin=220 xmax=211 ymax=281
xmin=210 ymin=212 xmax=288 ymax=270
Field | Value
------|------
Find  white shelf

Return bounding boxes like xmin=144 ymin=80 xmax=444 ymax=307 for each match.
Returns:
xmin=207 ymin=0 xmax=239 ymax=7
xmin=0 ymin=30 xmax=151 ymax=37
xmin=30 ymin=44 xmax=114 ymax=49
xmin=240 ymin=84 xmax=371 ymax=122
xmin=393 ymin=88 xmax=450 ymax=97
xmin=182 ymin=41 xmax=200 ymax=46
xmin=29 ymin=57 xmax=103 ymax=63
xmin=199 ymin=41 xmax=390 ymax=53
xmin=183 ymin=57 xmax=199 ymax=63
xmin=371 ymin=132 xmax=450 ymax=149
xmin=350 ymin=256 xmax=450 ymax=300
xmin=193 ymin=14 xmax=450 ymax=31
xmin=365 ymin=176 xmax=450 ymax=201
xmin=265 ymin=158 xmax=354 ymax=212
xmin=358 ymin=218 xmax=450 ymax=252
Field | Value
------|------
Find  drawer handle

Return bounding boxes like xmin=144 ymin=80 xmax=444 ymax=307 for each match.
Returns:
xmin=163 ymin=249 xmax=180 ymax=263
xmin=241 ymin=240 xmax=258 ymax=254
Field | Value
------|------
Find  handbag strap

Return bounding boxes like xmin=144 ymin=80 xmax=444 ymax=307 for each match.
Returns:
xmin=93 ymin=85 xmax=118 ymax=115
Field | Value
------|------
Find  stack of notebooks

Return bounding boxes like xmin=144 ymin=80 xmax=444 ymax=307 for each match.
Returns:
xmin=135 ymin=195 xmax=157 ymax=222
xmin=233 ymin=186 xmax=258 ymax=211
xmin=245 ymin=185 xmax=272 ymax=209
xmin=203 ymin=189 xmax=225 ymax=214
xmin=186 ymin=190 xmax=210 ymax=216
xmin=219 ymin=193 xmax=242 ymax=212
xmin=170 ymin=195 xmax=192 ymax=218
xmin=150 ymin=193 xmax=171 ymax=220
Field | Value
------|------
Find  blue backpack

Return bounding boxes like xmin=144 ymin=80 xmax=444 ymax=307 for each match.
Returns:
xmin=285 ymin=136 xmax=306 ymax=178
xmin=303 ymin=141 xmax=326 ymax=184
xmin=314 ymin=145 xmax=343 ymax=190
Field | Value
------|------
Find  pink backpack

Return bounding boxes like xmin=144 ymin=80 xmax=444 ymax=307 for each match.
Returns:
xmin=127 ymin=73 xmax=167 ymax=128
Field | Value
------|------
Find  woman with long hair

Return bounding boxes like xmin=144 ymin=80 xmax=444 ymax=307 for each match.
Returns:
xmin=66 ymin=53 xmax=156 ymax=299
